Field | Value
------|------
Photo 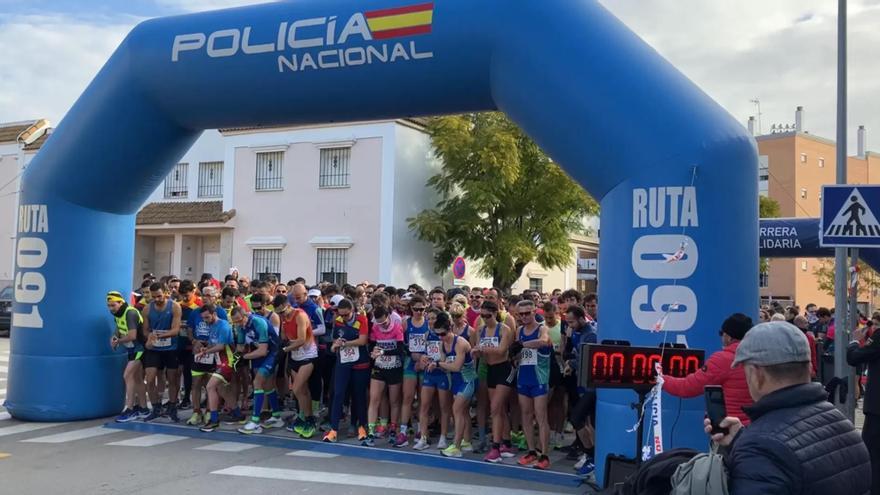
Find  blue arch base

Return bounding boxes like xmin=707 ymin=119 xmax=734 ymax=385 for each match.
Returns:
xmin=7 ymin=0 xmax=756 ymax=485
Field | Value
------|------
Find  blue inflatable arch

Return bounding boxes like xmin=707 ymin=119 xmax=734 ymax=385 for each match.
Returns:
xmin=8 ymin=0 xmax=756 ymax=479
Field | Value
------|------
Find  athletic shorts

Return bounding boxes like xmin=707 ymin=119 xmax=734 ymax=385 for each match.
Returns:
xmin=452 ymin=378 xmax=475 ymax=399
xmin=372 ymin=366 xmax=404 ymax=385
xmin=487 ymin=362 xmax=515 ymax=389
xmin=570 ymin=390 xmax=597 ymax=430
xmin=478 ymin=359 xmax=489 ymax=382
xmin=289 ymin=357 xmax=315 ymax=373
xmin=517 ymin=382 xmax=548 ymax=398
xmin=275 ymin=349 xmax=288 ymax=378
xmin=403 ymin=356 xmax=422 ymax=380
xmin=143 ymin=350 xmax=179 ymax=370
xmin=127 ymin=349 xmax=143 ymax=362
xmin=212 ymin=363 xmax=235 ymax=384
xmin=422 ymin=371 xmax=450 ymax=390
xmin=191 ymin=361 xmax=215 ymax=376
xmin=251 ymin=352 xmax=277 ymax=377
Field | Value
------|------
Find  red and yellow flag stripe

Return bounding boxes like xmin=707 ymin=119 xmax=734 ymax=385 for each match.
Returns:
xmin=365 ymin=2 xmax=434 ymax=40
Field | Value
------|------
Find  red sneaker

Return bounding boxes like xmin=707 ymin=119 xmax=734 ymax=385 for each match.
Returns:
xmin=518 ymin=452 xmax=538 ymax=466
xmin=534 ymin=455 xmax=550 ymax=470
xmin=484 ymin=447 xmax=502 ymax=463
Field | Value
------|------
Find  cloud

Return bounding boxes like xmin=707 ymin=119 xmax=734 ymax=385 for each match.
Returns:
xmin=600 ymin=0 xmax=880 ymax=151
xmin=0 ymin=14 xmax=137 ymax=125
xmin=153 ymin=0 xmax=265 ymax=13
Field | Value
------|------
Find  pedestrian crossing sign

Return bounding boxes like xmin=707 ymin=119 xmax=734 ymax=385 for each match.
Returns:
xmin=820 ymin=185 xmax=880 ymax=247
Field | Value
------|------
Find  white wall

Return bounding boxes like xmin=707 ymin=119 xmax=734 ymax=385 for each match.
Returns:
xmin=0 ymin=145 xmax=36 ymax=282
xmin=145 ymin=129 xmax=226 ymax=204
xmin=389 ymin=123 xmax=443 ymax=288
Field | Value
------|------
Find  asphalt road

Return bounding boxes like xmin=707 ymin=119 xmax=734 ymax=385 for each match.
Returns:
xmin=0 ymin=338 xmax=583 ymax=494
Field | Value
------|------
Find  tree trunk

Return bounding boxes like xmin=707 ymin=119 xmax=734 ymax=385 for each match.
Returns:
xmin=492 ymin=260 xmax=529 ymax=295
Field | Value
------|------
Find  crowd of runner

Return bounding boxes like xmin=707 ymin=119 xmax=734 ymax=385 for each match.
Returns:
xmin=107 ymin=272 xmax=601 ymax=474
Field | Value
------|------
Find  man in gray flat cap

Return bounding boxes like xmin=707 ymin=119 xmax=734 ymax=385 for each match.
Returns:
xmin=704 ymin=321 xmax=870 ymax=495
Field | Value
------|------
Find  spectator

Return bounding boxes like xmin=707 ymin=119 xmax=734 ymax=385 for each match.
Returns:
xmin=662 ymin=313 xmax=754 ymax=424
xmin=792 ymin=315 xmax=818 ymax=378
xmin=812 ymin=307 xmax=832 ymax=339
xmin=847 ymin=320 xmax=880 ymax=494
xmin=706 ymin=321 xmax=870 ymax=495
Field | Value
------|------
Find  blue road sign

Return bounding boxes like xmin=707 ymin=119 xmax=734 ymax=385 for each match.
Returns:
xmin=821 ymin=185 xmax=880 ymax=247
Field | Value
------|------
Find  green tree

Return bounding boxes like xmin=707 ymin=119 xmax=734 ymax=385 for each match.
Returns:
xmin=759 ymin=195 xmax=781 ymax=273
xmin=813 ymin=259 xmax=880 ymax=298
xmin=408 ymin=113 xmax=599 ymax=292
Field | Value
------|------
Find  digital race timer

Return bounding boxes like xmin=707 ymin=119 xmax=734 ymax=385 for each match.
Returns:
xmin=579 ymin=343 xmax=705 ymax=390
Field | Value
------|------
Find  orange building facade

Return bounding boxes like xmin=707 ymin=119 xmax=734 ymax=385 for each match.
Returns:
xmin=758 ymin=124 xmax=880 ymax=310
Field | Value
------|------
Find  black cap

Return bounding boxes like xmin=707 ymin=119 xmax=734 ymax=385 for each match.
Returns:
xmin=722 ymin=313 xmax=753 ymax=341
xmin=272 ymin=294 xmax=289 ymax=309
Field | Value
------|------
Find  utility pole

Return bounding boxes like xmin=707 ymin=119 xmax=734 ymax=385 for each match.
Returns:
xmin=833 ymin=0 xmax=854 ymax=420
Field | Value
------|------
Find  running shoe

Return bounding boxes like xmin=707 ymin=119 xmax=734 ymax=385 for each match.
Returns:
xmin=515 ymin=435 xmax=528 ymax=451
xmin=238 ymin=420 xmax=263 ymax=435
xmin=577 ymin=460 xmax=596 ymax=477
xmin=475 ymin=438 xmax=489 ymax=454
xmin=200 ymin=421 xmax=220 ymax=432
xmin=518 ymin=451 xmax=538 ymax=466
xmin=134 ymin=406 xmax=151 ymax=420
xmin=394 ymin=432 xmax=409 ymax=448
xmin=262 ymin=417 xmax=285 ymax=429
xmin=413 ymin=436 xmax=431 ymax=451
xmin=143 ymin=408 xmax=161 ymax=422
xmin=222 ymin=410 xmax=247 ymax=424
xmin=179 ymin=399 xmax=192 ymax=410
xmin=167 ymin=405 xmax=180 ymax=423
xmin=441 ymin=445 xmax=462 ymax=458
xmin=461 ymin=440 xmax=474 ymax=453
xmin=574 ymin=454 xmax=592 ymax=470
xmin=363 ymin=434 xmax=376 ymax=447
xmin=511 ymin=430 xmax=523 ymax=444
xmin=484 ymin=447 xmax=502 ymax=463
xmin=114 ymin=409 xmax=134 ymax=423
xmin=499 ymin=444 xmax=517 ymax=458
xmin=357 ymin=426 xmax=368 ymax=442
xmin=322 ymin=429 xmax=338 ymax=443
xmin=299 ymin=420 xmax=317 ymax=439
xmin=437 ymin=436 xmax=448 ymax=450
xmin=565 ymin=446 xmax=584 ymax=461
xmin=375 ymin=424 xmax=387 ymax=438
xmin=186 ymin=412 xmax=203 ymax=426
xmin=534 ymin=455 xmax=551 ymax=470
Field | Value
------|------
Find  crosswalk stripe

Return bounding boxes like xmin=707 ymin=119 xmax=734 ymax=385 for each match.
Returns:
xmin=285 ymin=450 xmax=339 ymax=458
xmin=23 ymin=426 xmax=121 ymax=443
xmin=107 ymin=434 xmax=187 ymax=447
xmin=0 ymin=412 xmax=10 ymax=421
xmin=0 ymin=366 xmax=8 ymax=373
xmin=196 ymin=442 xmax=260 ymax=452
xmin=0 ymin=422 xmax=64 ymax=438
xmin=212 ymin=466 xmax=562 ymax=495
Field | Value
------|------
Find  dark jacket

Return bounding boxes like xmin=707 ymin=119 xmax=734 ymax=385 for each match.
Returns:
xmin=847 ymin=334 xmax=880 ymax=415
xmin=726 ymin=382 xmax=870 ymax=495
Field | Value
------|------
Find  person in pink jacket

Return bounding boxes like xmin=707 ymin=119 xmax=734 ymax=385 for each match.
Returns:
xmin=662 ymin=313 xmax=755 ymax=425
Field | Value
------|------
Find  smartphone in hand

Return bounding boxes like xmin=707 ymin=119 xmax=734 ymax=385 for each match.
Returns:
xmin=704 ymin=385 xmax=729 ymax=435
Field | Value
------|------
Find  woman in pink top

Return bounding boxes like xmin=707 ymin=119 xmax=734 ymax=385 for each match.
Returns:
xmin=364 ymin=305 xmax=405 ymax=446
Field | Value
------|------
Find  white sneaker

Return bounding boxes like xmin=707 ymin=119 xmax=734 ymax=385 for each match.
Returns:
xmin=261 ymin=417 xmax=285 ymax=429
xmin=437 ymin=437 xmax=448 ymax=450
xmin=413 ymin=437 xmax=431 ymax=451
xmin=238 ymin=420 xmax=263 ymax=435
xmin=564 ymin=421 xmax=575 ymax=434
xmin=574 ymin=453 xmax=588 ymax=470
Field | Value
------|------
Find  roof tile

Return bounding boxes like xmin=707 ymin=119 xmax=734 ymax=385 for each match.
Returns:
xmin=136 ymin=201 xmax=235 ymax=225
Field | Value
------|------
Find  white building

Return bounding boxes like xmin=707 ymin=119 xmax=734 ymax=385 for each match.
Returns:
xmin=1 ymin=118 xmax=599 ymax=294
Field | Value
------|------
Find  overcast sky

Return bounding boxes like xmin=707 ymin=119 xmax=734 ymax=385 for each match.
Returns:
xmin=0 ymin=0 xmax=877 ymax=151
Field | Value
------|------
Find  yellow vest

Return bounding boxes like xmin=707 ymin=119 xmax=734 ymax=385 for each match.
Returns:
xmin=114 ymin=306 xmax=143 ymax=336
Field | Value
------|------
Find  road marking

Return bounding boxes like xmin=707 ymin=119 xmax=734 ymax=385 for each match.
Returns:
xmin=212 ymin=466 xmax=563 ymax=494
xmin=0 ymin=366 xmax=7 ymax=373
xmin=0 ymin=412 xmax=10 ymax=421
xmin=107 ymin=434 xmax=187 ymax=447
xmin=285 ymin=450 xmax=339 ymax=458
xmin=23 ymin=426 xmax=122 ymax=443
xmin=0 ymin=453 xmax=10 ymax=459
xmin=197 ymin=442 xmax=260 ymax=452
xmin=0 ymin=422 xmax=63 ymax=438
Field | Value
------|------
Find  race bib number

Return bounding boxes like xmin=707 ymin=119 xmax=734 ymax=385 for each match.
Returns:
xmin=480 ymin=336 xmax=499 ymax=348
xmin=520 ymin=348 xmax=537 ymax=366
xmin=426 ymin=341 xmax=442 ymax=361
xmin=340 ymin=346 xmax=360 ymax=364
xmin=409 ymin=333 xmax=427 ymax=353
xmin=153 ymin=336 xmax=172 ymax=348
xmin=195 ymin=352 xmax=217 ymax=365
xmin=376 ymin=354 xmax=400 ymax=369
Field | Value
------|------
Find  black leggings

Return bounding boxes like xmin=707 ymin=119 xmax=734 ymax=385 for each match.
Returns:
xmin=179 ymin=340 xmax=193 ymax=399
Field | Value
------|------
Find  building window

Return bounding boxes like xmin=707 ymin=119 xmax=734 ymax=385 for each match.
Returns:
xmin=164 ymin=163 xmax=188 ymax=198
xmin=319 ymin=147 xmax=351 ymax=188
xmin=818 ymin=157 xmax=825 ymax=168
xmin=759 ymin=271 xmax=769 ymax=288
xmin=529 ymin=278 xmax=543 ymax=293
xmin=316 ymin=248 xmax=348 ymax=285
xmin=800 ymin=187 xmax=807 ymax=199
xmin=800 ymin=153 xmax=807 ymax=163
xmin=198 ymin=161 xmax=223 ymax=198
xmin=253 ymin=248 xmax=281 ymax=281
xmin=801 ymin=260 xmax=808 ymax=271
xmin=256 ymin=151 xmax=284 ymax=191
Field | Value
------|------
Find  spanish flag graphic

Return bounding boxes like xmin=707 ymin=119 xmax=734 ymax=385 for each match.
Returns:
xmin=365 ymin=2 xmax=434 ymax=40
